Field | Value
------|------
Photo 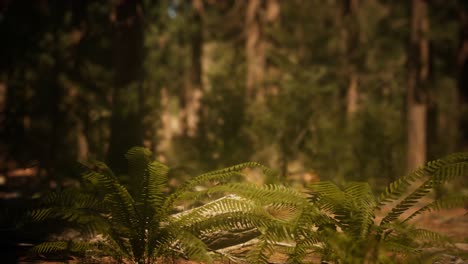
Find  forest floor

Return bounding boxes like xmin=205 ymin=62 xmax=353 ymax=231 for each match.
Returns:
xmin=15 ymin=206 xmax=467 ymax=264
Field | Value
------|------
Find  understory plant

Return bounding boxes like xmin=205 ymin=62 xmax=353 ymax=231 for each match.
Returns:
xmin=26 ymin=149 xmax=467 ymax=264
xmin=28 ymin=147 xmax=295 ymax=263
xmin=282 ymin=153 xmax=468 ymax=263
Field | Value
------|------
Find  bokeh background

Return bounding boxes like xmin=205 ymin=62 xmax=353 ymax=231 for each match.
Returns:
xmin=1 ymin=0 xmax=467 ymax=194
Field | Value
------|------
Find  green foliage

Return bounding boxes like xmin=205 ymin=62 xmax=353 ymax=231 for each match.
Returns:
xmin=292 ymin=153 xmax=468 ymax=263
xmin=29 ymin=147 xmax=205 ymax=263
xmin=25 ymin=151 xmax=468 ymax=263
xmin=26 ymin=147 xmax=298 ymax=263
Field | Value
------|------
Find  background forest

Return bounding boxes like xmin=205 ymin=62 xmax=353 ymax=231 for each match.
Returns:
xmin=1 ymin=0 xmax=468 ymax=193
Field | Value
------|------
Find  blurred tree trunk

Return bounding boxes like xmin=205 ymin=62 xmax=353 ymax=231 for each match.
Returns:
xmin=0 ymin=82 xmax=6 ymax=177
xmin=181 ymin=0 xmax=204 ymax=138
xmin=156 ymin=87 xmax=175 ymax=162
xmin=344 ymin=0 xmax=360 ymax=120
xmin=407 ymin=0 xmax=430 ymax=171
xmin=459 ymin=0 xmax=468 ymax=151
xmin=245 ymin=0 xmax=263 ymax=102
xmin=71 ymin=1 xmax=89 ymax=162
xmin=107 ymin=0 xmax=145 ymax=173
xmin=245 ymin=0 xmax=282 ymax=174
xmin=245 ymin=0 xmax=279 ymax=103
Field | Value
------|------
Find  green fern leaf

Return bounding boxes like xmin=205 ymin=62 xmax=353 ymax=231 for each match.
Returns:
xmin=376 ymin=153 xmax=468 ymax=209
xmin=403 ymin=195 xmax=468 ymax=223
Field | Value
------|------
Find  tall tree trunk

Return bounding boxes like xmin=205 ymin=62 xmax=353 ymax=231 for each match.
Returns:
xmin=156 ymin=88 xmax=169 ymax=162
xmin=245 ymin=0 xmax=265 ymax=102
xmin=0 ymin=82 xmax=7 ymax=179
xmin=344 ymin=0 xmax=360 ymax=120
xmin=181 ymin=0 xmax=204 ymax=137
xmin=107 ymin=0 xmax=144 ymax=173
xmin=346 ymin=74 xmax=359 ymax=118
xmin=245 ymin=0 xmax=278 ymax=103
xmin=245 ymin=0 xmax=282 ymax=174
xmin=72 ymin=0 xmax=89 ymax=162
xmin=245 ymin=0 xmax=264 ymax=102
xmin=458 ymin=0 xmax=468 ymax=151
xmin=407 ymin=0 xmax=430 ymax=171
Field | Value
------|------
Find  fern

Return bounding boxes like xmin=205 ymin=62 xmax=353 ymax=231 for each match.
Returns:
xmin=297 ymin=154 xmax=467 ymax=263
xmin=403 ymin=195 xmax=468 ymax=223
xmin=27 ymin=150 xmax=467 ymax=263
xmin=380 ymin=153 xmax=468 ymax=226
xmin=164 ymin=161 xmax=268 ymax=210
xmin=27 ymin=147 xmax=299 ymax=263
xmin=246 ymin=234 xmax=276 ymax=264
xmin=377 ymin=153 xmax=468 ymax=209
xmin=30 ymin=147 xmax=209 ymax=263
xmin=32 ymin=240 xmax=96 ymax=254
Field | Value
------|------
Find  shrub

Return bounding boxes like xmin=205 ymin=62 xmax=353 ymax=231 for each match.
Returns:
xmin=286 ymin=153 xmax=468 ymax=263
xmin=28 ymin=147 xmax=282 ymax=263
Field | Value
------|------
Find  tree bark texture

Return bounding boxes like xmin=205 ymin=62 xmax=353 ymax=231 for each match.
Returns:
xmin=245 ymin=0 xmax=279 ymax=103
xmin=245 ymin=0 xmax=264 ymax=102
xmin=458 ymin=1 xmax=468 ymax=151
xmin=181 ymin=0 xmax=204 ymax=138
xmin=107 ymin=0 xmax=145 ymax=174
xmin=343 ymin=0 xmax=360 ymax=120
xmin=407 ymin=0 xmax=430 ymax=171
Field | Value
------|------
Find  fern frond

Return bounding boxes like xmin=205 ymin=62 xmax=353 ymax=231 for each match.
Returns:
xmin=186 ymin=162 xmax=265 ymax=189
xmin=94 ymin=239 xmax=131 ymax=261
xmin=125 ymin=147 xmax=152 ymax=181
xmin=246 ymin=234 xmax=275 ymax=264
xmin=432 ymin=161 xmax=468 ymax=183
xmin=344 ymin=182 xmax=376 ymax=239
xmin=175 ymin=230 xmax=212 ymax=263
xmin=380 ymin=154 xmax=468 ymax=225
xmin=381 ymin=178 xmax=465 ymax=226
xmin=309 ymin=181 xmax=346 ymax=213
xmin=173 ymin=195 xmax=257 ymax=228
xmin=125 ymin=147 xmax=169 ymax=209
xmin=286 ymin=226 xmax=323 ymax=263
xmin=410 ymin=229 xmax=452 ymax=247
xmin=146 ymin=160 xmax=169 ymax=209
xmin=83 ymin=165 xmax=141 ymax=234
xmin=102 ymin=184 xmax=139 ymax=232
xmin=176 ymin=201 xmax=290 ymax=244
xmin=403 ymin=195 xmax=468 ymax=223
xmin=29 ymin=193 xmax=109 ymax=235
xmin=106 ymin=226 xmax=135 ymax=258
xmin=32 ymin=241 xmax=69 ymax=254
xmin=81 ymin=160 xmax=117 ymax=183
xmin=207 ymin=183 xmax=308 ymax=206
xmin=286 ymin=242 xmax=309 ymax=264
xmin=383 ymin=241 xmax=420 ymax=256
xmin=165 ymin=162 xmax=267 ymax=207
xmin=376 ymin=153 xmax=468 ymax=209
xmin=38 ymin=190 xmax=104 ymax=210
xmin=32 ymin=240 xmax=95 ymax=254
xmin=29 ymin=208 xmax=54 ymax=221
xmin=147 ymin=227 xmax=174 ymax=259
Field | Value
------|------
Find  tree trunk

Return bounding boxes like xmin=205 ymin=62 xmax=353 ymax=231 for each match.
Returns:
xmin=181 ymin=0 xmax=204 ymax=138
xmin=72 ymin=1 xmax=89 ymax=162
xmin=346 ymin=74 xmax=359 ymax=118
xmin=0 ymin=82 xmax=7 ymax=179
xmin=245 ymin=0 xmax=264 ymax=102
xmin=107 ymin=0 xmax=145 ymax=174
xmin=458 ymin=1 xmax=468 ymax=151
xmin=245 ymin=0 xmax=279 ymax=103
xmin=343 ymin=0 xmax=360 ymax=120
xmin=407 ymin=0 xmax=430 ymax=171
xmin=156 ymin=87 xmax=177 ymax=163
xmin=248 ymin=0 xmax=280 ymax=102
